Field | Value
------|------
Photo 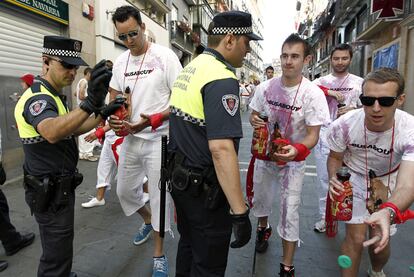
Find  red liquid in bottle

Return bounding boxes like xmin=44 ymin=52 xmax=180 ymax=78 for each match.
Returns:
xmin=251 ymin=114 xmax=269 ymax=160
xmin=114 ymin=95 xmax=129 ymax=137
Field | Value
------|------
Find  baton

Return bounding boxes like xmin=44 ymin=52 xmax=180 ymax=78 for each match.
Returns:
xmin=159 ymin=135 xmax=168 ymax=238
xmin=252 ymin=219 xmax=259 ymax=276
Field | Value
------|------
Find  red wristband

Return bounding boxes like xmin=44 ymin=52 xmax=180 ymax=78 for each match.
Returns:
xmin=318 ymin=85 xmax=330 ymax=96
xmin=149 ymin=113 xmax=163 ymax=132
xmin=380 ymin=202 xmax=414 ymax=224
xmin=292 ymin=143 xmax=311 ymax=161
xmin=95 ymin=127 xmax=105 ymax=140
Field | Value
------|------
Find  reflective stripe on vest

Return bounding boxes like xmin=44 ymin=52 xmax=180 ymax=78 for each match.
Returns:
xmin=14 ymin=84 xmax=68 ymax=141
xmin=170 ymin=53 xmax=237 ymax=125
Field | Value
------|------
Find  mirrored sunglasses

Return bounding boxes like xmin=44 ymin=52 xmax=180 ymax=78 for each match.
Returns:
xmin=359 ymin=94 xmax=398 ymax=107
xmin=118 ymin=30 xmax=139 ymax=41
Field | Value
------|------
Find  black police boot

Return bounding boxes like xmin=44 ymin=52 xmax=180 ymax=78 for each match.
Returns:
xmin=5 ymin=232 xmax=35 ymax=256
xmin=0 ymin=260 xmax=8 ymax=272
xmin=279 ymin=263 xmax=295 ymax=277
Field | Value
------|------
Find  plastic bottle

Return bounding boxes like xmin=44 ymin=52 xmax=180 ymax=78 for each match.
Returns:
xmin=251 ymin=113 xmax=269 ymax=160
xmin=114 ymin=94 xmax=129 ymax=137
xmin=331 ymin=166 xmax=353 ymax=221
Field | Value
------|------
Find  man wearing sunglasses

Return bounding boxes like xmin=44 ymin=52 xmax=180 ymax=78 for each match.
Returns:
xmin=326 ymin=68 xmax=414 ymax=277
xmin=108 ymin=6 xmax=182 ymax=277
xmin=312 ymin=43 xmax=363 ymax=233
xmin=14 ymin=36 xmax=114 ymax=277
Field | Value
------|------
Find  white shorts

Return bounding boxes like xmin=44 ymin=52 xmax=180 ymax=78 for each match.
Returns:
xmin=252 ymin=159 xmax=306 ymax=241
xmin=116 ymin=135 xmax=171 ymax=232
xmin=314 ymin=129 xmax=330 ymax=217
xmin=96 ymin=136 xmax=120 ymax=190
xmin=346 ymin=170 xmax=397 ymax=225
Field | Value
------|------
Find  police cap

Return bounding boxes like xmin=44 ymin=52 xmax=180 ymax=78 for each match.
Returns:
xmin=42 ymin=36 xmax=88 ymax=66
xmin=209 ymin=11 xmax=262 ymax=41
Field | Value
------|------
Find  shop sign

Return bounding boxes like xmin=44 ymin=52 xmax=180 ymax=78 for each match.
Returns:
xmin=5 ymin=0 xmax=69 ymax=25
xmin=371 ymin=0 xmax=404 ymax=20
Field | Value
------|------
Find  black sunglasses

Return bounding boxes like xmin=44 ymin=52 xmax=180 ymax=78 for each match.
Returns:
xmin=359 ymin=94 xmax=398 ymax=107
xmin=49 ymin=57 xmax=80 ymax=70
xmin=118 ymin=30 xmax=139 ymax=41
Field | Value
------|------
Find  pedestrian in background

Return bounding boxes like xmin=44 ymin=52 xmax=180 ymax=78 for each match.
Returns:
xmin=265 ymin=65 xmax=274 ymax=80
xmin=0 ymin=128 xmax=35 ymax=273
xmin=76 ymin=67 xmax=98 ymax=162
xmin=169 ymin=10 xmax=259 ymax=276
xmin=108 ymin=5 xmax=182 ymax=276
xmin=312 ymin=43 xmax=363 ymax=233
xmin=20 ymin=73 xmax=35 ymax=90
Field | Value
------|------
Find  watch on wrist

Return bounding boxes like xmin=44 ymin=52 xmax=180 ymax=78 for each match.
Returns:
xmin=385 ymin=207 xmax=396 ymax=224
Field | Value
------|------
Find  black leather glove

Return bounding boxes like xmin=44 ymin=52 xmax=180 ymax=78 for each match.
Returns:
xmin=230 ymin=206 xmax=252 ymax=248
xmin=0 ymin=163 xmax=6 ymax=185
xmin=100 ymin=96 xmax=125 ymax=120
xmin=80 ymin=60 xmax=112 ymax=115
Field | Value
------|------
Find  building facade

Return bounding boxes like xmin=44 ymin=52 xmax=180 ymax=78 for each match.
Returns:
xmin=0 ymin=0 xmax=96 ymax=176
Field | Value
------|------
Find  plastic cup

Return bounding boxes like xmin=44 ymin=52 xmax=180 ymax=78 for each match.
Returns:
xmin=338 ymin=255 xmax=352 ymax=269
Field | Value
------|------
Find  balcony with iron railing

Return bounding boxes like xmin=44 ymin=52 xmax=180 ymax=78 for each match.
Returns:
xmin=170 ymin=20 xmax=198 ymax=52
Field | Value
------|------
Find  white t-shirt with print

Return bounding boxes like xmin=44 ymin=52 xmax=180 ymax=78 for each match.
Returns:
xmin=110 ymin=43 xmax=182 ymax=140
xmin=313 ymin=73 xmax=363 ymax=125
xmin=326 ymin=109 xmax=414 ymax=176
xmin=250 ymin=76 xmax=330 ymax=143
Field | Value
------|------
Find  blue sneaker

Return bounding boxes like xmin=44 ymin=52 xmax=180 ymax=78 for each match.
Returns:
xmin=153 ymin=256 xmax=169 ymax=277
xmin=133 ymin=223 xmax=153 ymax=245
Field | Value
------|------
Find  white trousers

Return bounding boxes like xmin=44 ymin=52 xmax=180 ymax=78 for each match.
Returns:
xmin=314 ymin=129 xmax=330 ymax=218
xmin=252 ymin=159 xmax=306 ymax=241
xmin=96 ymin=136 xmax=120 ymax=190
xmin=116 ymin=135 xmax=171 ymax=232
xmin=78 ymin=131 xmax=95 ymax=157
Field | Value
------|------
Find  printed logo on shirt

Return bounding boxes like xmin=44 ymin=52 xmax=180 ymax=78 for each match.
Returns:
xmin=267 ymin=99 xmax=302 ymax=111
xmin=350 ymin=143 xmax=392 ymax=155
xmin=29 ymin=100 xmax=47 ymax=116
xmin=222 ymin=94 xmax=239 ymax=116
xmin=124 ymin=68 xmax=155 ymax=77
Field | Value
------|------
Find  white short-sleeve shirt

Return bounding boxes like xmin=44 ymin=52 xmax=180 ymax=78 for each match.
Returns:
xmin=110 ymin=43 xmax=182 ymax=140
xmin=250 ymin=76 xmax=330 ymax=143
xmin=326 ymin=109 xmax=414 ymax=176
xmin=313 ymin=73 xmax=363 ymax=125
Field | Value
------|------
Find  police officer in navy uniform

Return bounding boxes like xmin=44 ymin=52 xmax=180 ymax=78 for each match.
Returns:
xmin=169 ymin=11 xmax=262 ymax=276
xmin=14 ymin=36 xmax=115 ymax=277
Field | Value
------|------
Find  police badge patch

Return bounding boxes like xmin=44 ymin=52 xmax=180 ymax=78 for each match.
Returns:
xmin=29 ymin=100 xmax=47 ymax=116
xmin=221 ymin=94 xmax=239 ymax=116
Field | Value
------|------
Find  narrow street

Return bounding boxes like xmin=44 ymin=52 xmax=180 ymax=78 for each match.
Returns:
xmin=1 ymin=111 xmax=413 ymax=277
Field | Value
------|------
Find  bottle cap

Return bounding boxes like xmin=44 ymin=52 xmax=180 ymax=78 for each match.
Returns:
xmin=409 ymin=265 xmax=414 ymax=272
xmin=337 ymin=255 xmax=352 ymax=269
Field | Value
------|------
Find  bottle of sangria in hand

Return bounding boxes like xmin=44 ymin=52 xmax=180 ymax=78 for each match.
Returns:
xmin=331 ymin=166 xmax=353 ymax=221
xmin=251 ymin=113 xmax=269 ymax=160
xmin=114 ymin=94 xmax=129 ymax=137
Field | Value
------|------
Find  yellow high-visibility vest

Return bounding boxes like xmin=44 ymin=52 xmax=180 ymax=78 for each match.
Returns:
xmin=170 ymin=53 xmax=237 ymax=123
xmin=15 ymin=83 xmax=68 ymax=140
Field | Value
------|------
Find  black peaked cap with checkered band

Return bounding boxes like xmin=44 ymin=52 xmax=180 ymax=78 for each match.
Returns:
xmin=43 ymin=36 xmax=88 ymax=66
xmin=209 ymin=11 xmax=262 ymax=41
